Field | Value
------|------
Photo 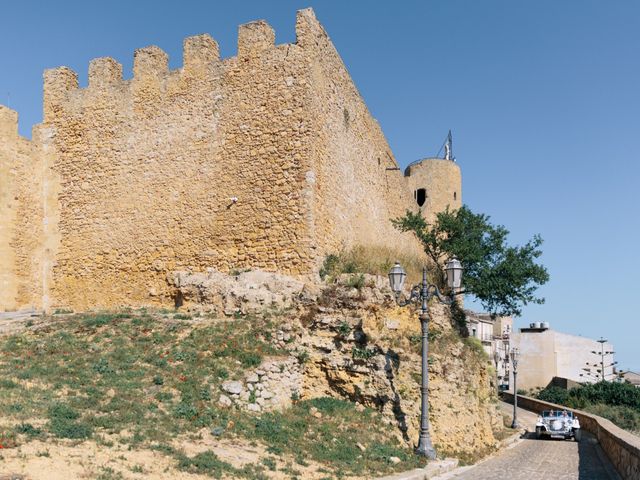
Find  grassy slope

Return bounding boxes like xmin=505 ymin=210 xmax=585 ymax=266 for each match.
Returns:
xmin=0 ymin=310 xmax=425 ymax=479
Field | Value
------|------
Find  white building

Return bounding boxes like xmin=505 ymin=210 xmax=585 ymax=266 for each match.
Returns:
xmin=466 ymin=311 xmax=512 ymax=389
xmin=620 ymin=371 xmax=640 ymax=387
xmin=509 ymin=323 xmax=616 ymax=391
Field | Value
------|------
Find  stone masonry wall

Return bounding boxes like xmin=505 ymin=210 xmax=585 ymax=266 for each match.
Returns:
xmin=297 ymin=10 xmax=423 ymax=261
xmin=0 ymin=107 xmax=56 ymax=311
xmin=0 ymin=8 xmax=454 ymax=311
xmin=41 ymin=23 xmax=315 ymax=310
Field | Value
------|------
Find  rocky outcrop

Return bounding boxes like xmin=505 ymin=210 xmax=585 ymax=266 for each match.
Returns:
xmin=297 ymin=274 xmax=501 ymax=455
xmin=175 ymin=269 xmax=502 ymax=457
xmin=218 ymin=357 xmax=303 ymax=413
xmin=169 ymin=269 xmax=311 ymax=315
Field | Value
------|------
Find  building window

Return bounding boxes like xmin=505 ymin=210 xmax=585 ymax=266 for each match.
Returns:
xmin=416 ymin=188 xmax=426 ymax=207
xmin=472 ymin=328 xmax=476 ymax=338
xmin=454 ymin=191 xmax=457 ymax=201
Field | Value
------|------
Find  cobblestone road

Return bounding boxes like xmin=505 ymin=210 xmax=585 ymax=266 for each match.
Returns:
xmin=436 ymin=403 xmax=621 ymax=480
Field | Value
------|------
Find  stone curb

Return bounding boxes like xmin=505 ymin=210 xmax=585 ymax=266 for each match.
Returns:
xmin=374 ymin=428 xmax=523 ymax=480
xmin=497 ymin=428 xmax=525 ymax=449
xmin=374 ymin=458 xmax=459 ymax=480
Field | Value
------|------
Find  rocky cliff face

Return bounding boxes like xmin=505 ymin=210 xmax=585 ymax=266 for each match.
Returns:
xmin=172 ymin=270 xmax=503 ymax=458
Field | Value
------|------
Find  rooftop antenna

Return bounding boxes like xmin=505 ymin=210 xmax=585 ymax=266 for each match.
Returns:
xmin=444 ymin=130 xmax=454 ymax=161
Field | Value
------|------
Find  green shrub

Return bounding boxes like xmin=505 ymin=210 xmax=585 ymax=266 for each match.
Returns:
xmin=238 ymin=351 xmax=262 ymax=368
xmin=296 ymin=350 xmax=309 ymax=364
xmin=585 ymin=403 xmax=640 ymax=432
xmin=96 ymin=466 xmax=124 ymax=480
xmin=15 ymin=423 xmax=43 ymax=438
xmin=450 ymin=299 xmax=469 ymax=337
xmin=92 ymin=358 xmax=114 ymax=375
xmin=49 ymin=418 xmax=92 ymax=439
xmin=319 ymin=254 xmax=340 ymax=280
xmin=571 ymin=381 xmax=640 ymax=410
xmin=173 ymin=402 xmax=198 ymax=420
xmin=261 ymin=457 xmax=277 ymax=471
xmin=307 ymin=397 xmax=354 ymax=415
xmin=82 ymin=312 xmax=129 ymax=328
xmin=536 ymin=386 xmax=570 ymax=406
xmin=0 ymin=379 xmax=19 ymax=389
xmin=337 ymin=321 xmax=352 ymax=337
xmin=352 ymin=346 xmax=376 ymax=360
xmin=346 ymin=274 xmax=366 ymax=290
xmin=463 ymin=337 xmax=486 ymax=358
xmin=48 ymin=402 xmax=80 ymax=420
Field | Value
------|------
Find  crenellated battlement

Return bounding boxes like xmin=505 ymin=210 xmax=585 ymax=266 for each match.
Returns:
xmin=133 ymin=46 xmax=169 ymax=81
xmin=0 ymin=7 xmax=438 ymax=312
xmin=183 ymin=34 xmax=220 ymax=70
xmin=238 ymin=20 xmax=275 ymax=58
xmin=89 ymin=57 xmax=122 ymax=89
xmin=0 ymin=105 xmax=19 ymax=138
xmin=43 ymin=66 xmax=78 ymax=122
xmin=295 ymin=8 xmax=325 ymax=49
xmin=38 ymin=9 xmax=328 ymax=121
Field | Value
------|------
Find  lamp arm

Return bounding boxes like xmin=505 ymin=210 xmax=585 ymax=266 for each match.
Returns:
xmin=394 ymin=285 xmax=421 ymax=307
xmin=426 ymin=285 xmax=454 ymax=305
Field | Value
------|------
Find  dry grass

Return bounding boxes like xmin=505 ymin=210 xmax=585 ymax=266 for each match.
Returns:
xmin=320 ymin=244 xmax=432 ymax=285
xmin=0 ymin=310 xmax=425 ymax=479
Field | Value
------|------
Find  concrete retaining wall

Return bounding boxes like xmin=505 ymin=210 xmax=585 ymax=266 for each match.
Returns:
xmin=503 ymin=393 xmax=640 ymax=480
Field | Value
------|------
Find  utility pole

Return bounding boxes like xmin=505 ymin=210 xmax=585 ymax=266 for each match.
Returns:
xmin=597 ymin=338 xmax=607 ymax=382
xmin=591 ymin=337 xmax=616 ymax=382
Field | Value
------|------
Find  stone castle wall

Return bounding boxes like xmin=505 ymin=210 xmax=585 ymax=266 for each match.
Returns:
xmin=0 ymin=108 xmax=58 ymax=311
xmin=0 ymin=9 xmax=458 ymax=312
xmin=296 ymin=11 xmax=422 ymax=259
xmin=41 ymin=21 xmax=317 ymax=310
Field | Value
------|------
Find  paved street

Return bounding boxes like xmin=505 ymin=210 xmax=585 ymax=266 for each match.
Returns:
xmin=435 ymin=402 xmax=621 ymax=480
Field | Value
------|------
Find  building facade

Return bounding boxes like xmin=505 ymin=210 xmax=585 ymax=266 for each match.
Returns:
xmin=620 ymin=371 xmax=640 ymax=387
xmin=510 ymin=324 xmax=616 ymax=391
xmin=466 ymin=311 xmax=513 ymax=390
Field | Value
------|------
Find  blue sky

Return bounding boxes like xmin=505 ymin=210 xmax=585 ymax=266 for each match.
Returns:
xmin=1 ymin=1 xmax=638 ymax=371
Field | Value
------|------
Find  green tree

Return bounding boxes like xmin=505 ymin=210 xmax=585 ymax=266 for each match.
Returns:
xmin=392 ymin=206 xmax=549 ymax=317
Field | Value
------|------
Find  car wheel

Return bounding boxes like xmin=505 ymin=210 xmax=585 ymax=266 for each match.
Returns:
xmin=574 ymin=429 xmax=582 ymax=442
xmin=535 ymin=426 xmax=542 ymax=439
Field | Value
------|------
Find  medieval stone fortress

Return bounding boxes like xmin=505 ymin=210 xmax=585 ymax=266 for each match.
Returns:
xmin=0 ymin=8 xmax=461 ymax=314
xmin=0 ymin=7 xmax=638 ymax=480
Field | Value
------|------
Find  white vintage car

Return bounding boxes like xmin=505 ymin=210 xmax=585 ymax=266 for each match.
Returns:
xmin=535 ymin=409 xmax=582 ymax=442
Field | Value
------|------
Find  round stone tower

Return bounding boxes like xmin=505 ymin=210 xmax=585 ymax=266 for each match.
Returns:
xmin=404 ymin=157 xmax=462 ymax=222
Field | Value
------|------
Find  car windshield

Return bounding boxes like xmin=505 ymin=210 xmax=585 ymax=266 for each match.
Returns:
xmin=542 ymin=410 xmax=573 ymax=418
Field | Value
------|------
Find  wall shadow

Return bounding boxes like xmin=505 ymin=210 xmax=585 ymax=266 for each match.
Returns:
xmin=578 ymin=433 xmax=621 ymax=480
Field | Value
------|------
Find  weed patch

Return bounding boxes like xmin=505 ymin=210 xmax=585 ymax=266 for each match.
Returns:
xmin=0 ymin=311 xmax=423 ymax=478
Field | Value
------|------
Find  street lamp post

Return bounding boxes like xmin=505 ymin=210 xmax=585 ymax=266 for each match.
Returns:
xmin=510 ymin=347 xmax=520 ymax=429
xmin=388 ymin=258 xmax=463 ymax=459
xmin=493 ymin=349 xmax=501 ymax=396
